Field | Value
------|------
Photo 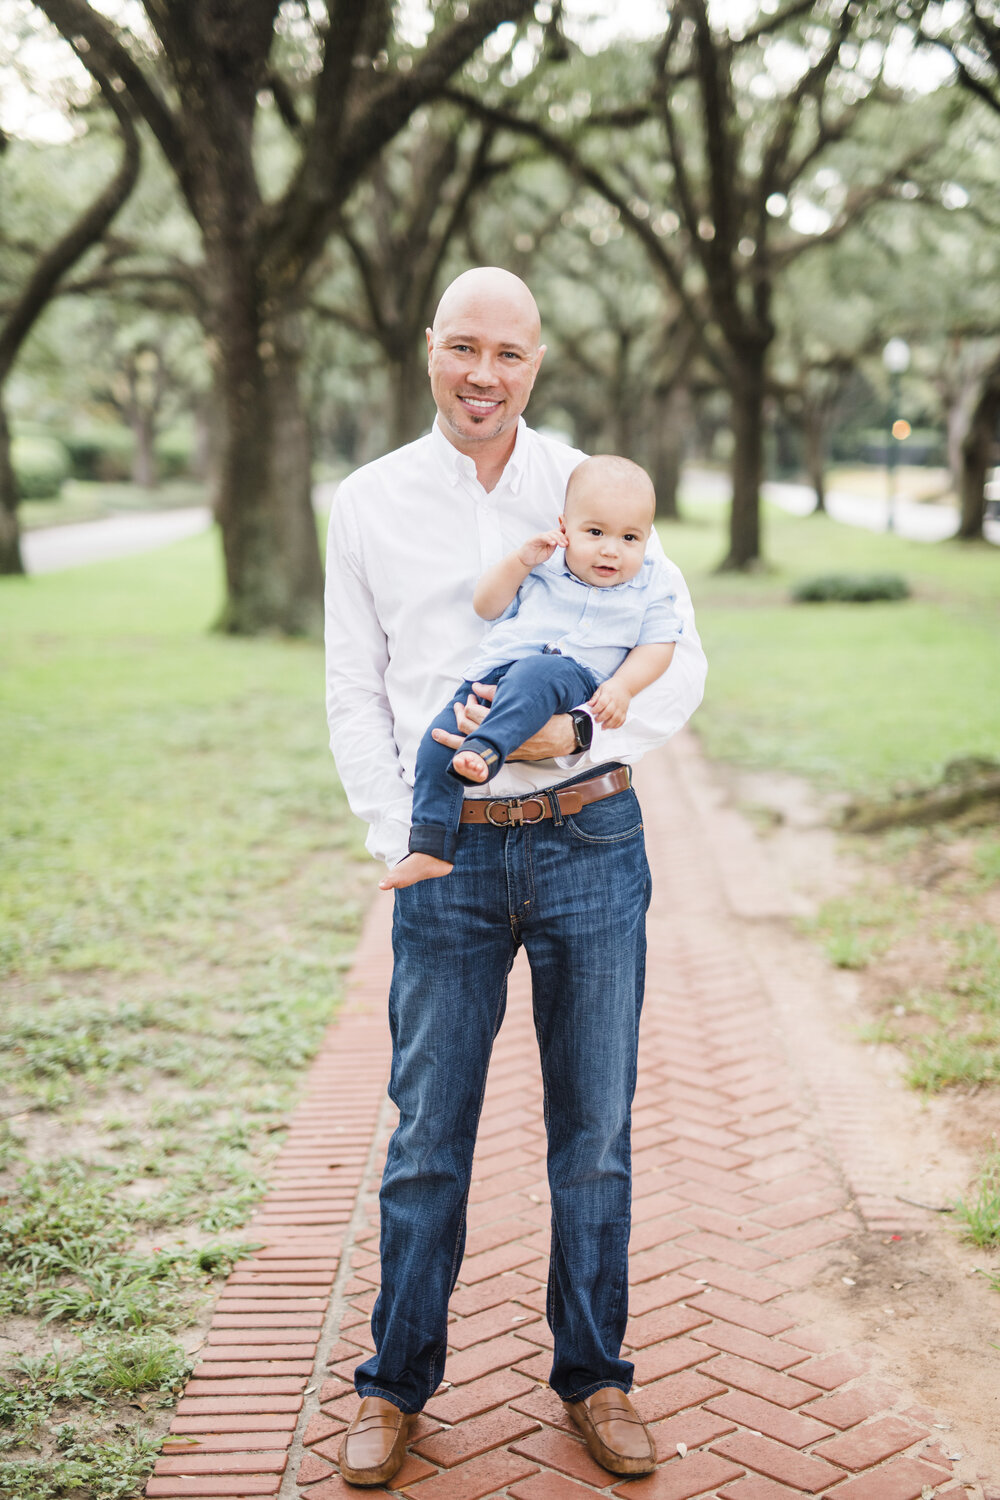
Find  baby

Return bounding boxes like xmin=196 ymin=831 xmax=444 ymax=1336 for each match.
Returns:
xmin=380 ymin=454 xmax=684 ymax=891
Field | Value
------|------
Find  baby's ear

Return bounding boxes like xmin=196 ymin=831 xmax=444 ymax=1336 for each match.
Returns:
xmin=557 ymin=515 xmax=568 ymax=536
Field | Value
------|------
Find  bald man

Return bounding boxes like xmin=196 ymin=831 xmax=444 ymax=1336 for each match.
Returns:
xmin=325 ymin=267 xmax=707 ymax=1486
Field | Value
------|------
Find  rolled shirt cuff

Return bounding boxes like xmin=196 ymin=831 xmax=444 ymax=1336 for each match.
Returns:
xmin=366 ymin=815 xmax=412 ymax=869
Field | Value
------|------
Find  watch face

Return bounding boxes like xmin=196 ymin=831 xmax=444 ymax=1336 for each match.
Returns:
xmin=573 ymin=711 xmax=592 ymax=750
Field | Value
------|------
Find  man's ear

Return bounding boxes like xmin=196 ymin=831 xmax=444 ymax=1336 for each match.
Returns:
xmin=533 ymin=342 xmax=548 ymax=376
xmin=425 ymin=328 xmax=434 ymax=369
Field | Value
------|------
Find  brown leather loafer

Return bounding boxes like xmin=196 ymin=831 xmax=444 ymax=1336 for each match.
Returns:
xmin=338 ymin=1396 xmax=412 ymax=1487
xmin=564 ymin=1387 xmax=655 ymax=1475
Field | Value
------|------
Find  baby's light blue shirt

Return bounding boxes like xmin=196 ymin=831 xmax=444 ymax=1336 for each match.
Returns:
xmin=465 ymin=553 xmax=684 ymax=685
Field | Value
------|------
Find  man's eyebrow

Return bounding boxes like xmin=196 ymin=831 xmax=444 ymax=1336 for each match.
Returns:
xmin=444 ymin=331 xmax=534 ymax=355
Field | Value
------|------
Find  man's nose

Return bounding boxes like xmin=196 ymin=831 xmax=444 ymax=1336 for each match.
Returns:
xmin=468 ymin=353 xmax=495 ymax=386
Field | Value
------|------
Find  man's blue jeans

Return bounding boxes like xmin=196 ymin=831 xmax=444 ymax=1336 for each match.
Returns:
xmin=355 ymin=763 xmax=651 ymax=1414
xmin=408 ymin=655 xmax=599 ymax=862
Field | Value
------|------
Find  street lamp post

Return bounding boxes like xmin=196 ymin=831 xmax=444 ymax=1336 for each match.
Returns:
xmin=882 ymin=337 xmax=911 ymax=533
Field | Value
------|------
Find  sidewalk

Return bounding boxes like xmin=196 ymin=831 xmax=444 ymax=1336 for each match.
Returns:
xmin=684 ymin=468 xmax=1000 ymax=547
xmin=145 ymin=734 xmax=998 ymax=1500
xmin=21 ymin=506 xmax=212 ymax=573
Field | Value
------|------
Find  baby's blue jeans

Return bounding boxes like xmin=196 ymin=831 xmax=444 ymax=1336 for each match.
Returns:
xmin=408 ymin=654 xmax=599 ymax=862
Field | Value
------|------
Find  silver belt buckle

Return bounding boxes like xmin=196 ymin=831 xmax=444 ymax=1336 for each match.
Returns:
xmin=485 ymin=796 xmax=545 ymax=827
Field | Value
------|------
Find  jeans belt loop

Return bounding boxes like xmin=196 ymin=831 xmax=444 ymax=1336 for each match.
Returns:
xmin=546 ymin=788 xmax=564 ymax=826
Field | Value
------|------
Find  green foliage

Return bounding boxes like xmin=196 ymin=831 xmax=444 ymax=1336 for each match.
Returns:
xmin=808 ymin=876 xmax=1000 ymax=1094
xmin=662 ymin=495 xmax=1000 ymax=792
xmin=953 ymin=1152 xmax=1000 ymax=1247
xmin=904 ymin=1034 xmax=1000 ymax=1092
xmin=806 ymin=885 xmax=911 ymax=971
xmin=3 ymin=1336 xmax=189 ymax=1409
xmin=951 ymin=924 xmax=1000 ymax=1010
xmin=154 ymin=424 xmax=196 ymax=478
xmin=973 ymin=838 xmax=1000 ymax=889
xmin=0 ymin=1431 xmax=163 ymax=1500
xmin=0 ymin=530 xmax=371 ymax=1491
xmin=790 ymin=572 xmax=910 ymax=603
xmin=669 ymin=494 xmax=1000 ymax=1106
xmin=11 ymin=435 xmax=70 ymax=501
xmin=59 ymin=424 xmax=135 ymax=482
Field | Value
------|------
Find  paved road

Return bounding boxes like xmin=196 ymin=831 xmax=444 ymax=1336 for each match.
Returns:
xmin=19 ymin=469 xmax=998 ymax=577
xmin=687 ymin=467 xmax=1000 ymax=546
xmin=145 ymin=733 xmax=995 ymax=1500
xmin=20 ymin=506 xmax=213 ymax=574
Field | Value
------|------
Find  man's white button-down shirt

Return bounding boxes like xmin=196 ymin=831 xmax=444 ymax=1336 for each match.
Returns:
xmin=325 ymin=418 xmax=707 ymax=867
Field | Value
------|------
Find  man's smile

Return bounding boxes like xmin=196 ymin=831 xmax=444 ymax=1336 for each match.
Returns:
xmin=459 ymin=394 xmax=502 ymax=413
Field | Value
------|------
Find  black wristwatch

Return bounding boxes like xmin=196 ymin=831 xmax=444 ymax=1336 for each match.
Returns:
xmin=568 ymin=708 xmax=594 ymax=753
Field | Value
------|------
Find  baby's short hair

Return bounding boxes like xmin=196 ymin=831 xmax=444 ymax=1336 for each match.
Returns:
xmin=565 ymin=454 xmax=656 ymax=520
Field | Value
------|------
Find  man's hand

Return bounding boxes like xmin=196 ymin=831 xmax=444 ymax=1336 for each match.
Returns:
xmin=517 ymin=529 xmax=566 ymax=570
xmin=430 ymin=682 xmax=577 ymax=760
xmin=588 ymin=678 xmax=631 ymax=730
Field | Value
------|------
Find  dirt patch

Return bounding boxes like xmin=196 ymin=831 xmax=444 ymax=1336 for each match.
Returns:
xmin=794 ymin=1227 xmax=1000 ymax=1490
xmin=698 ymin=748 xmax=1000 ymax=1490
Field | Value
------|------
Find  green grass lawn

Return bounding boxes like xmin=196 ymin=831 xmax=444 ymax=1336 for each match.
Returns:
xmin=0 ymin=534 xmax=370 ymax=1496
xmin=1 ymin=493 xmax=997 ymax=1489
xmin=661 ymin=492 xmax=1000 ymax=1115
xmin=660 ymin=492 xmax=1000 ymax=791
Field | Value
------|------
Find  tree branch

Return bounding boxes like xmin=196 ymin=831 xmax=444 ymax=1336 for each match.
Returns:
xmin=267 ymin=67 xmax=305 ymax=138
xmin=33 ymin=0 xmax=188 ymax=195
xmin=735 ymin=0 xmax=820 ymax=48
xmin=58 ymin=263 xmax=203 ymax=314
xmin=771 ymin=149 xmax=933 ymax=267
xmin=261 ymin=0 xmax=533 ymax=291
xmin=758 ymin=3 xmax=856 ymax=204
xmin=442 ymin=87 xmax=728 ymax=376
xmin=0 ymin=67 xmax=140 ymax=380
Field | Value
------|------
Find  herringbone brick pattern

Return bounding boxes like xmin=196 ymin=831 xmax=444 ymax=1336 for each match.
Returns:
xmin=146 ymin=735 xmax=987 ymax=1500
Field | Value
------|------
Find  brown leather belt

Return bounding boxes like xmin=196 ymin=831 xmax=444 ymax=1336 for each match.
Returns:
xmin=459 ymin=766 xmax=631 ymax=827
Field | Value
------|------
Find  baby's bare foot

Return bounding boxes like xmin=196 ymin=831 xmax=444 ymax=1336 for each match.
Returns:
xmin=451 ymin=750 xmax=490 ymax=783
xmin=379 ymin=853 xmax=454 ymax=890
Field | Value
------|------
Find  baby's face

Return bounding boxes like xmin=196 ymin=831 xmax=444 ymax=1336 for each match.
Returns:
xmin=560 ymin=477 xmax=654 ymax=589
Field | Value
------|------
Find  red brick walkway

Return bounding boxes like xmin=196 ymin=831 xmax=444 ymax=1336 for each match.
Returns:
xmin=146 ymin=735 xmax=991 ymax=1500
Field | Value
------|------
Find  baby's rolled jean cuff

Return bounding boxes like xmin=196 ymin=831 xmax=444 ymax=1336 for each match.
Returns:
xmin=446 ymin=737 xmax=501 ymax=785
xmin=408 ymin=823 xmax=458 ymax=863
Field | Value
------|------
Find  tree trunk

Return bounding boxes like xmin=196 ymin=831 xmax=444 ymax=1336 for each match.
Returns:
xmin=946 ymin=394 xmax=966 ymax=499
xmin=957 ymin=375 xmax=1000 ymax=541
xmin=803 ymin=409 xmax=827 ymax=514
xmin=649 ymin=385 xmax=687 ymax=520
xmin=613 ymin=331 xmax=634 ymax=458
xmin=388 ymin=348 xmax=432 ymax=451
xmin=192 ymin=392 xmax=220 ymax=488
xmin=0 ymin=401 xmax=25 ymax=575
xmin=213 ymin=304 xmax=325 ymax=636
xmin=130 ymin=410 xmax=158 ymax=488
xmin=717 ymin=349 xmax=766 ymax=570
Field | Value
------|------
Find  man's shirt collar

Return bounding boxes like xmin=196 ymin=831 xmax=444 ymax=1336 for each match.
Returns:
xmin=432 ymin=416 xmax=528 ymax=493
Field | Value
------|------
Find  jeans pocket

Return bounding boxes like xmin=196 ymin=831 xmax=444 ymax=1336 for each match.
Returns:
xmin=565 ymin=787 xmax=644 ymax=844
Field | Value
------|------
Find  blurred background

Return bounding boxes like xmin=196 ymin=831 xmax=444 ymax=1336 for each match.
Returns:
xmin=1 ymin=4 xmax=999 ymax=1495
xmin=2 ymin=0 xmax=999 ymax=595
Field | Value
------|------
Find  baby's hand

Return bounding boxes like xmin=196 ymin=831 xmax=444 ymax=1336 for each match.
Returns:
xmin=588 ymin=679 xmax=631 ymax=730
xmin=518 ymin=529 xmax=566 ymax=569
